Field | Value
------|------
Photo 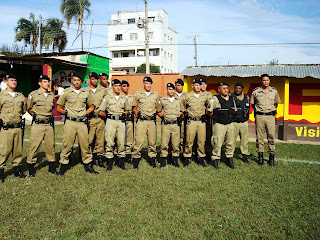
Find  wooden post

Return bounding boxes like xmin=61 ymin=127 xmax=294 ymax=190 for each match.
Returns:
xmin=283 ymin=78 xmax=290 ymax=141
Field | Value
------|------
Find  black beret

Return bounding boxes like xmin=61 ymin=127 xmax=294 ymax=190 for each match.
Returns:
xmin=71 ymin=72 xmax=84 ymax=81
xmin=6 ymin=73 xmax=17 ymax=79
xmin=234 ymin=82 xmax=244 ymax=88
xmin=39 ymin=75 xmax=50 ymax=81
xmin=167 ymin=83 xmax=175 ymax=89
xmin=112 ymin=79 xmax=121 ymax=85
xmin=89 ymin=72 xmax=99 ymax=79
xmin=143 ymin=76 xmax=153 ymax=83
xmin=121 ymin=80 xmax=130 ymax=87
xmin=219 ymin=82 xmax=229 ymax=87
xmin=193 ymin=78 xmax=201 ymax=85
xmin=175 ymin=78 xmax=184 ymax=86
xmin=99 ymin=73 xmax=109 ymax=77
xmin=199 ymin=78 xmax=207 ymax=84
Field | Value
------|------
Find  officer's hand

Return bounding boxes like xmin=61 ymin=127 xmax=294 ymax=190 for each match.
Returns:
xmin=157 ymin=112 xmax=163 ymax=118
xmin=207 ymin=111 xmax=213 ymax=117
xmin=179 ymin=112 xmax=183 ymax=117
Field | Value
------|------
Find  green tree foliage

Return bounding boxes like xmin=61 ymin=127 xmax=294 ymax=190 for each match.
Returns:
xmin=136 ymin=63 xmax=161 ymax=73
xmin=42 ymin=18 xmax=67 ymax=53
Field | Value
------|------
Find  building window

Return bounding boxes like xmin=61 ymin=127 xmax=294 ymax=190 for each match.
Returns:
xmin=170 ymin=37 xmax=173 ymax=43
xmin=164 ymin=34 xmax=166 ymax=40
xmin=130 ymin=33 xmax=138 ymax=40
xmin=148 ymin=17 xmax=155 ymax=22
xmin=168 ymin=36 xmax=170 ymax=40
xmin=168 ymin=52 xmax=170 ymax=58
xmin=121 ymin=52 xmax=129 ymax=57
xmin=114 ymin=53 xmax=119 ymax=58
xmin=170 ymin=54 xmax=173 ymax=60
xmin=115 ymin=34 xmax=122 ymax=41
xmin=164 ymin=51 xmax=166 ymax=58
xmin=128 ymin=18 xmax=135 ymax=24
xmin=149 ymin=32 xmax=153 ymax=39
xmin=149 ymin=49 xmax=158 ymax=56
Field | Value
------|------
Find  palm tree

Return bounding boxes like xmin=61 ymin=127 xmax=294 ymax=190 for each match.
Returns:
xmin=15 ymin=13 xmax=39 ymax=54
xmin=43 ymin=18 xmax=68 ymax=53
xmin=60 ymin=0 xmax=91 ymax=51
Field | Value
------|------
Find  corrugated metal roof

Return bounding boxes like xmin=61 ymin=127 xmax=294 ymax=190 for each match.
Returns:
xmin=181 ymin=64 xmax=320 ymax=79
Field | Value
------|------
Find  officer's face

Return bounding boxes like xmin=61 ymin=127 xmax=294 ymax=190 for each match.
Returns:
xmin=39 ymin=79 xmax=50 ymax=90
xmin=144 ymin=81 xmax=152 ymax=92
xmin=121 ymin=84 xmax=129 ymax=94
xmin=219 ymin=85 xmax=230 ymax=96
xmin=201 ymin=83 xmax=207 ymax=91
xmin=262 ymin=77 xmax=270 ymax=88
xmin=175 ymin=83 xmax=183 ymax=93
xmin=6 ymin=78 xmax=17 ymax=90
xmin=234 ymin=86 xmax=243 ymax=95
xmin=167 ymin=87 xmax=175 ymax=97
xmin=89 ymin=77 xmax=98 ymax=87
xmin=192 ymin=83 xmax=201 ymax=93
xmin=113 ymin=83 xmax=121 ymax=94
xmin=71 ymin=77 xmax=83 ymax=89
xmin=99 ymin=76 xmax=108 ymax=87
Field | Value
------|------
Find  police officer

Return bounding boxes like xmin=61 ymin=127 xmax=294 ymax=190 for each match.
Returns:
xmin=84 ymin=72 xmax=107 ymax=168
xmin=157 ymin=83 xmax=184 ymax=167
xmin=231 ymin=82 xmax=250 ymax=164
xmin=27 ymin=75 xmax=56 ymax=177
xmin=56 ymin=72 xmax=98 ymax=175
xmin=132 ymin=76 xmax=159 ymax=169
xmin=121 ymin=80 xmax=134 ymax=163
xmin=251 ymin=74 xmax=281 ymax=166
xmin=183 ymin=79 xmax=209 ymax=167
xmin=0 ymin=73 xmax=27 ymax=182
xmin=98 ymin=79 xmax=130 ymax=171
xmin=207 ymin=82 xmax=236 ymax=169
xmin=99 ymin=73 xmax=113 ymax=95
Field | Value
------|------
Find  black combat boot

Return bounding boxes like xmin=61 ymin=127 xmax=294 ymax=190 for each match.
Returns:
xmin=84 ymin=163 xmax=99 ymax=174
xmin=28 ymin=164 xmax=36 ymax=177
xmin=159 ymin=157 xmax=167 ymax=168
xmin=213 ymin=159 xmax=219 ymax=169
xmin=172 ymin=156 xmax=180 ymax=167
xmin=118 ymin=157 xmax=128 ymax=171
xmin=14 ymin=166 xmax=27 ymax=178
xmin=150 ymin=157 xmax=157 ymax=168
xmin=106 ymin=158 xmax=114 ymax=172
xmin=258 ymin=152 xmax=264 ymax=166
xmin=0 ymin=168 xmax=5 ymax=183
xmin=126 ymin=154 xmax=132 ymax=164
xmin=242 ymin=155 xmax=250 ymax=164
xmin=97 ymin=156 xmax=106 ymax=168
xmin=198 ymin=157 xmax=207 ymax=167
xmin=91 ymin=153 xmax=98 ymax=165
xmin=183 ymin=158 xmax=190 ymax=167
xmin=48 ymin=162 xmax=57 ymax=174
xmin=206 ymin=152 xmax=212 ymax=165
xmin=268 ymin=154 xmax=275 ymax=166
xmin=227 ymin=158 xmax=235 ymax=169
xmin=132 ymin=158 xmax=140 ymax=169
xmin=57 ymin=164 xmax=68 ymax=176
xmin=167 ymin=153 xmax=173 ymax=165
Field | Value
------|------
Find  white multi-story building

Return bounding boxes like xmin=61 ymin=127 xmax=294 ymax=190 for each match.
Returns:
xmin=108 ymin=10 xmax=178 ymax=74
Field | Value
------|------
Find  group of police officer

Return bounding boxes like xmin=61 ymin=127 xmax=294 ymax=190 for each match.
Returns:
xmin=0 ymin=71 xmax=280 ymax=182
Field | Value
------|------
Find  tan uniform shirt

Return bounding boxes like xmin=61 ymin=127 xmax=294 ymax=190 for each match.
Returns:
xmin=124 ymin=94 xmax=134 ymax=113
xmin=84 ymin=85 xmax=107 ymax=114
xmin=57 ymin=87 xmax=94 ymax=118
xmin=202 ymin=91 xmax=213 ymax=106
xmin=99 ymin=94 xmax=131 ymax=115
xmin=157 ymin=96 xmax=184 ymax=121
xmin=0 ymin=91 xmax=26 ymax=124
xmin=27 ymin=89 xmax=55 ymax=119
xmin=185 ymin=91 xmax=208 ymax=117
xmin=174 ymin=91 xmax=187 ymax=107
xmin=132 ymin=90 xmax=159 ymax=117
xmin=250 ymin=86 xmax=281 ymax=113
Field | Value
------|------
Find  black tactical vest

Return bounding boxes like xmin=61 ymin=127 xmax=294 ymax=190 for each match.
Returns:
xmin=231 ymin=93 xmax=250 ymax=123
xmin=213 ymin=95 xmax=235 ymax=125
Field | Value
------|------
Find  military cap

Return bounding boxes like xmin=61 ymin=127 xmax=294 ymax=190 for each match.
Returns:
xmin=71 ymin=72 xmax=84 ymax=81
xmin=6 ymin=73 xmax=17 ymax=79
xmin=167 ymin=83 xmax=175 ymax=89
xmin=121 ymin=80 xmax=130 ymax=87
xmin=39 ymin=74 xmax=50 ymax=81
xmin=199 ymin=78 xmax=207 ymax=84
xmin=234 ymin=82 xmax=244 ymax=88
xmin=112 ymin=79 xmax=121 ymax=85
xmin=219 ymin=82 xmax=229 ymax=87
xmin=175 ymin=78 xmax=184 ymax=86
xmin=143 ymin=76 xmax=153 ymax=83
xmin=192 ymin=78 xmax=201 ymax=85
xmin=99 ymin=73 xmax=109 ymax=77
xmin=89 ymin=72 xmax=99 ymax=79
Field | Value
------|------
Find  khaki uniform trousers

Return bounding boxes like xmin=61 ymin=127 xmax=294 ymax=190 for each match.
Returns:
xmin=60 ymin=120 xmax=92 ymax=165
xmin=233 ymin=121 xmax=250 ymax=156
xmin=0 ymin=128 xmax=23 ymax=169
xmin=160 ymin=123 xmax=180 ymax=158
xmin=88 ymin=117 xmax=105 ymax=156
xmin=132 ymin=120 xmax=157 ymax=159
xmin=27 ymin=123 xmax=55 ymax=164
xmin=212 ymin=123 xmax=234 ymax=160
xmin=125 ymin=121 xmax=134 ymax=155
xmin=255 ymin=115 xmax=276 ymax=154
xmin=105 ymin=119 xmax=126 ymax=158
xmin=184 ymin=120 xmax=206 ymax=158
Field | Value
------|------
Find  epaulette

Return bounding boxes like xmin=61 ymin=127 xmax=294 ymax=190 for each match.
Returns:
xmin=29 ymin=90 xmax=38 ymax=96
xmin=252 ymin=87 xmax=260 ymax=92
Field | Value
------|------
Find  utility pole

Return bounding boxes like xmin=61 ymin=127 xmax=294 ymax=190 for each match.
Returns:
xmin=194 ymin=35 xmax=198 ymax=66
xmin=39 ymin=15 xmax=42 ymax=54
xmin=145 ymin=0 xmax=150 ymax=74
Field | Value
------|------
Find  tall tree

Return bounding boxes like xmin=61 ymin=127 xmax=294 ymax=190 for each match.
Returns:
xmin=60 ymin=0 xmax=91 ymax=51
xmin=43 ymin=18 xmax=68 ymax=53
xmin=15 ymin=13 xmax=39 ymax=54
xmin=136 ymin=63 xmax=161 ymax=73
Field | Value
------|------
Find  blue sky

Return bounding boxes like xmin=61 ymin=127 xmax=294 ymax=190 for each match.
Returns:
xmin=1 ymin=0 xmax=320 ymax=71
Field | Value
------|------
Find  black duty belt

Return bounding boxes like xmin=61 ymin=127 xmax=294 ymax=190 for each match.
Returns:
xmin=2 ymin=123 xmax=21 ymax=129
xmin=89 ymin=113 xmax=101 ymax=119
xmin=34 ymin=118 xmax=50 ymax=124
xmin=139 ymin=115 xmax=156 ymax=121
xmin=107 ymin=115 xmax=125 ymax=121
xmin=163 ymin=120 xmax=178 ymax=125
xmin=188 ymin=117 xmax=202 ymax=121
xmin=66 ymin=116 xmax=87 ymax=122
xmin=255 ymin=111 xmax=276 ymax=116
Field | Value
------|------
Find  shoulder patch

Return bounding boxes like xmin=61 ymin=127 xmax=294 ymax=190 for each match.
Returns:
xmin=28 ymin=95 xmax=32 ymax=99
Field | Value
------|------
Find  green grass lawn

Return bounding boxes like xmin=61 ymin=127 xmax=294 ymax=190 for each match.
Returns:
xmin=0 ymin=125 xmax=319 ymax=239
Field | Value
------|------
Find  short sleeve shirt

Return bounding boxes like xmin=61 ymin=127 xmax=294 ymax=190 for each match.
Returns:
xmin=98 ymin=94 xmax=130 ymax=115
xmin=0 ymin=90 xmax=26 ymax=124
xmin=157 ymin=96 xmax=184 ymax=121
xmin=84 ymin=85 xmax=107 ymax=114
xmin=184 ymin=91 xmax=209 ymax=117
xmin=132 ymin=90 xmax=159 ymax=117
xmin=27 ymin=89 xmax=55 ymax=119
xmin=124 ymin=94 xmax=134 ymax=113
xmin=250 ymin=86 xmax=281 ymax=113
xmin=174 ymin=91 xmax=187 ymax=108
